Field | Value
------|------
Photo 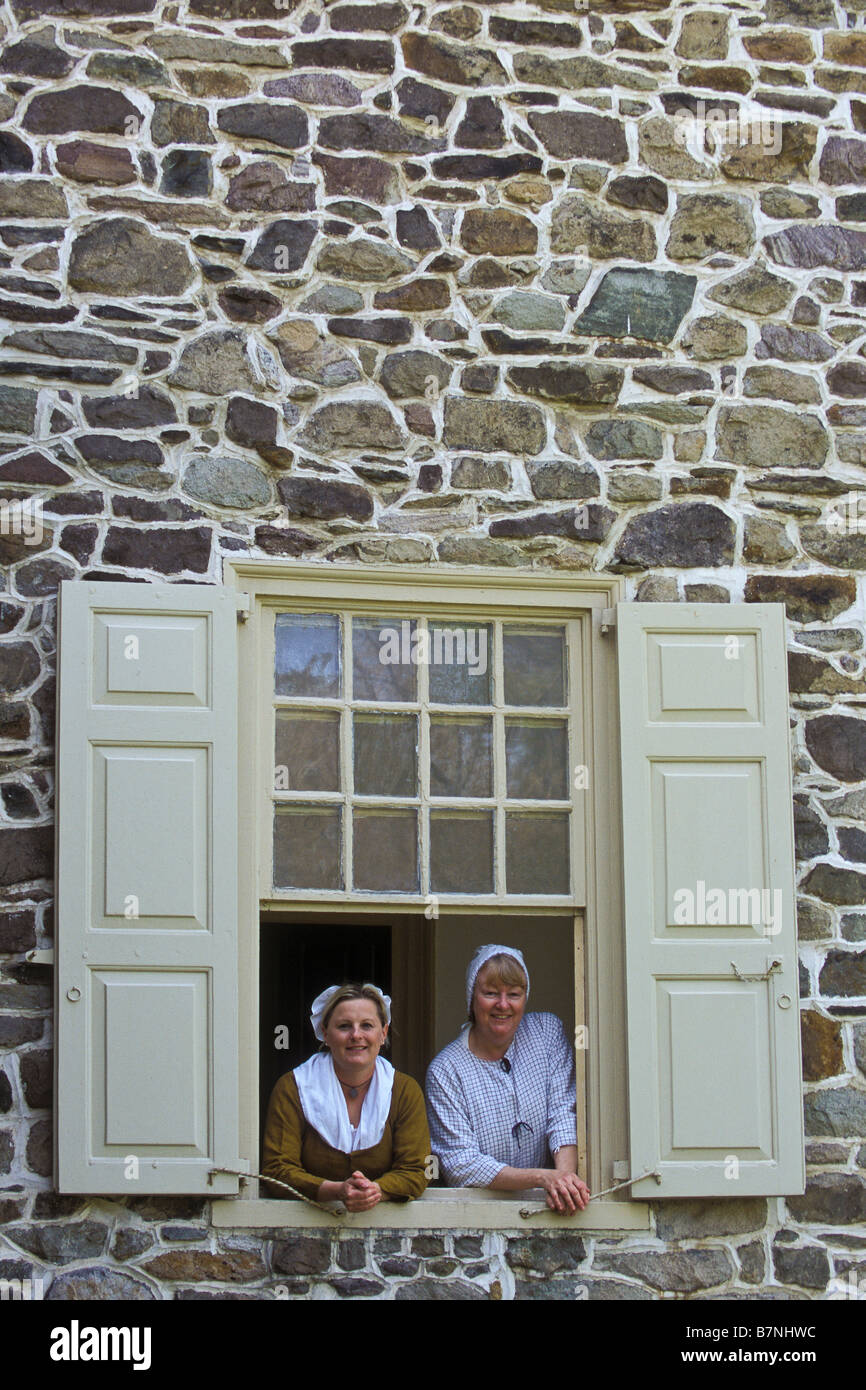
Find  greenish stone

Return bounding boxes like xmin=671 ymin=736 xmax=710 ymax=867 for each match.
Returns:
xmin=583 ymin=417 xmax=663 ymax=461
xmin=573 ymin=268 xmax=696 ymax=344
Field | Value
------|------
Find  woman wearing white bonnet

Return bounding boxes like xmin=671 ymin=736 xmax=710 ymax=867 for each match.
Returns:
xmin=425 ymin=944 xmax=589 ymax=1213
xmin=263 ymin=982 xmax=430 ymax=1210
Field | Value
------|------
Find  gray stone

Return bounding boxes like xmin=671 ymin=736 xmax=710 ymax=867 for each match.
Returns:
xmin=298 ymin=285 xmax=364 ymax=315
xmin=755 ymin=325 xmax=833 ymax=363
xmin=317 ymin=239 xmax=415 ymax=282
xmin=787 ymin=1174 xmax=866 ymax=1225
xmin=7 ymin=1220 xmax=108 ymax=1264
xmin=716 ymin=405 xmax=828 ymax=469
xmin=528 ymin=111 xmax=628 ymax=162
xmin=583 ymin=418 xmax=663 ymax=461
xmin=772 ymin=1245 xmax=830 ymax=1289
xmin=638 ymin=116 xmax=713 ymax=181
xmin=169 ymin=332 xmax=257 ymax=395
xmin=271 ymin=1236 xmax=331 ymax=1276
xmin=743 ymin=367 xmax=821 ymax=405
xmin=297 ymin=402 xmax=405 ymax=452
xmin=492 ymin=292 xmax=565 ymax=333
xmin=217 ymin=102 xmax=307 ymax=150
xmin=264 ymin=74 xmax=362 ymax=107
xmin=443 ymin=397 xmax=545 ymax=455
xmin=395 ymin=1278 xmax=488 ymax=1300
xmin=743 ymin=515 xmax=796 ymax=563
xmin=709 ymin=265 xmax=795 ymax=315
xmin=271 ymin=321 xmax=360 ymax=387
xmin=820 ymin=948 xmax=866 ymax=996
xmin=550 ymin=194 xmax=656 ymax=261
xmin=0 ymin=385 xmax=38 ymax=433
xmin=592 ymin=1248 xmax=733 ymax=1292
xmin=0 ymin=179 xmax=67 ymax=219
xmin=46 ymin=1267 xmax=157 ymax=1300
xmin=667 ymin=193 xmax=755 ymax=260
xmin=246 ymin=220 xmax=316 ymax=274
xmin=69 ymin=219 xmax=195 ymax=296
xmin=574 ymin=268 xmax=696 ymax=344
xmin=450 ymin=457 xmax=510 ymax=490
xmin=540 ymin=261 xmax=592 ymax=296
xmin=683 ymin=315 xmax=748 ymax=359
xmin=182 ymin=456 xmax=271 ymax=509
xmin=526 ymin=460 xmax=600 ymax=500
xmin=319 ymin=112 xmax=444 ymax=155
xmin=653 ymin=1199 xmax=768 ymax=1240
xmin=506 ymin=1235 xmax=585 ymax=1275
xmin=614 ymin=503 xmax=736 ymax=568
xmin=380 ymin=351 xmax=451 ymax=400
xmin=806 ymin=715 xmax=866 ymax=782
xmin=804 ymin=1086 xmax=866 ymax=1138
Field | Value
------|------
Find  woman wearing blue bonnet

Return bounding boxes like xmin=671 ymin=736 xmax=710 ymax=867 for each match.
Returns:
xmin=425 ymin=944 xmax=589 ymax=1213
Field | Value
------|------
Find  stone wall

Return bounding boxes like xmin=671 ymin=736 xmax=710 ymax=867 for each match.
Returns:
xmin=0 ymin=0 xmax=865 ymax=1299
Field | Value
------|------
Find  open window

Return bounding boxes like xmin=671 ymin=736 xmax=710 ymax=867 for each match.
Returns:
xmin=54 ymin=564 xmax=804 ymax=1227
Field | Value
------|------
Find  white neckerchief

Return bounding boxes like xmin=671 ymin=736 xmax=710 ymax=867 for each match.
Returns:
xmin=293 ymin=1052 xmax=395 ymax=1153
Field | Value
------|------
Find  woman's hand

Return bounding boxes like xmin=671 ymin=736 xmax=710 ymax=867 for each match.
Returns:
xmin=539 ymin=1169 xmax=590 ymax=1214
xmin=342 ymin=1171 xmax=384 ymax=1212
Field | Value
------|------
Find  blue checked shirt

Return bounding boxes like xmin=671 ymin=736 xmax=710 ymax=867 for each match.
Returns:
xmin=425 ymin=1012 xmax=578 ymax=1187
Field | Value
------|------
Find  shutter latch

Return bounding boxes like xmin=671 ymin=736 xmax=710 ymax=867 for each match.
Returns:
xmin=730 ymin=958 xmax=782 ymax=983
xmin=236 ymin=593 xmax=251 ymax=623
xmin=600 ymin=607 xmax=616 ymax=635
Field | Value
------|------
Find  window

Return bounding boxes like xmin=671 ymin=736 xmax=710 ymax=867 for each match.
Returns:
xmin=54 ymin=563 xmax=804 ymax=1228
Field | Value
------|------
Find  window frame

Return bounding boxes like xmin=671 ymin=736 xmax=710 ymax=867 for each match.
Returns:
xmin=218 ymin=557 xmax=648 ymax=1232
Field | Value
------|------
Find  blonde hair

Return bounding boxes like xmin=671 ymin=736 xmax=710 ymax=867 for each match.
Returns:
xmin=321 ymin=983 xmax=390 ymax=1041
xmin=469 ymin=953 xmax=527 ymax=1023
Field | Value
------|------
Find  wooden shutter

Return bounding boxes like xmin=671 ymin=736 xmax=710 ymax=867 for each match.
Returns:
xmin=617 ymin=603 xmax=804 ymax=1198
xmin=56 ymin=581 xmax=243 ymax=1193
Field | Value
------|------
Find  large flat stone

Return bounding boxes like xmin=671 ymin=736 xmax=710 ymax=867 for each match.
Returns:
xmin=574 ymin=268 xmax=696 ymax=344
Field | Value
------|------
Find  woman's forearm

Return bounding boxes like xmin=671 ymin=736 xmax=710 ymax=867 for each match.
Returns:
xmin=488 ymin=1165 xmax=549 ymax=1191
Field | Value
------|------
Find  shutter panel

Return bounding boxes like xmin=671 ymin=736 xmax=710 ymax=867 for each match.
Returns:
xmin=56 ymin=581 xmax=243 ymax=1193
xmin=617 ymin=603 xmax=804 ymax=1198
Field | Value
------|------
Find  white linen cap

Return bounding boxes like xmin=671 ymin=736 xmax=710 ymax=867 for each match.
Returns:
xmin=310 ymin=983 xmax=392 ymax=1042
xmin=465 ymin=944 xmax=530 ymax=1015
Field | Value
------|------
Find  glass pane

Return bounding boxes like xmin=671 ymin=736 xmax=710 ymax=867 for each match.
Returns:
xmin=428 ymin=623 xmax=492 ymax=705
xmin=506 ymin=812 xmax=569 ymax=894
xmin=353 ymin=810 xmax=419 ymax=893
xmin=503 ymin=625 xmax=567 ymax=707
xmin=274 ymin=805 xmax=342 ymax=890
xmin=430 ymin=811 xmax=494 ymax=894
xmin=353 ymin=617 xmax=417 ymax=703
xmin=275 ymin=710 xmax=340 ymax=792
xmin=505 ymin=719 xmax=569 ymax=800
xmin=275 ymin=613 xmax=341 ymax=699
xmin=354 ymin=713 xmax=417 ymax=797
xmin=430 ymin=716 xmax=493 ymax=798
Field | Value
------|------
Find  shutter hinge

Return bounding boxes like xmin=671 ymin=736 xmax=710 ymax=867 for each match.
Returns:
xmin=600 ymin=607 xmax=616 ymax=635
xmin=236 ymin=593 xmax=251 ymax=623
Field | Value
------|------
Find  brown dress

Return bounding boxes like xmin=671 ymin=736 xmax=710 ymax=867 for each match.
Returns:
xmin=262 ymin=1069 xmax=431 ymax=1202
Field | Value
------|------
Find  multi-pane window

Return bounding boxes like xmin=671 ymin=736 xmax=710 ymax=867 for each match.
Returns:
xmin=270 ymin=610 xmax=582 ymax=904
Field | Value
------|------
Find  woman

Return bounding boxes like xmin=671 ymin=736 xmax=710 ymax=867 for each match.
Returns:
xmin=425 ymin=944 xmax=590 ymax=1214
xmin=263 ymin=982 xmax=430 ymax=1210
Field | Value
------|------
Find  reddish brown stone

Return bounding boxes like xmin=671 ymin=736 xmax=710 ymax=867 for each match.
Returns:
xmin=55 ymin=141 xmax=135 ymax=185
xmin=744 ymin=573 xmax=856 ymax=624
xmin=373 ymin=278 xmax=450 ymax=310
xmin=292 ymin=39 xmax=394 ymax=72
xmin=142 ymin=1250 xmax=266 ymax=1282
xmin=102 ymin=526 xmax=212 ymax=574
xmin=314 ymin=152 xmax=400 ymax=205
xmin=460 ymin=208 xmax=537 ymax=256
xmin=23 ymin=87 xmax=142 ymax=136
xmin=744 ymin=32 xmax=814 ymax=64
xmin=226 ymin=163 xmax=315 ymax=213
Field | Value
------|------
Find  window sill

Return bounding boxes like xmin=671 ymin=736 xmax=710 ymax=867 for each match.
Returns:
xmin=210 ymin=1191 xmax=651 ymax=1231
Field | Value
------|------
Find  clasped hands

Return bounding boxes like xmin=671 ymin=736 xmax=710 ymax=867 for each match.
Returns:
xmin=339 ymin=1170 xmax=383 ymax=1212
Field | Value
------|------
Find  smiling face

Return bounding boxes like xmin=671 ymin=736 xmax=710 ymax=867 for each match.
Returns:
xmin=471 ymin=961 xmax=527 ymax=1054
xmin=321 ymin=998 xmax=388 ymax=1075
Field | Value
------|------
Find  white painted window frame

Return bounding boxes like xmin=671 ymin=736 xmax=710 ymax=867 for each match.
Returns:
xmin=216 ymin=558 xmax=649 ymax=1232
